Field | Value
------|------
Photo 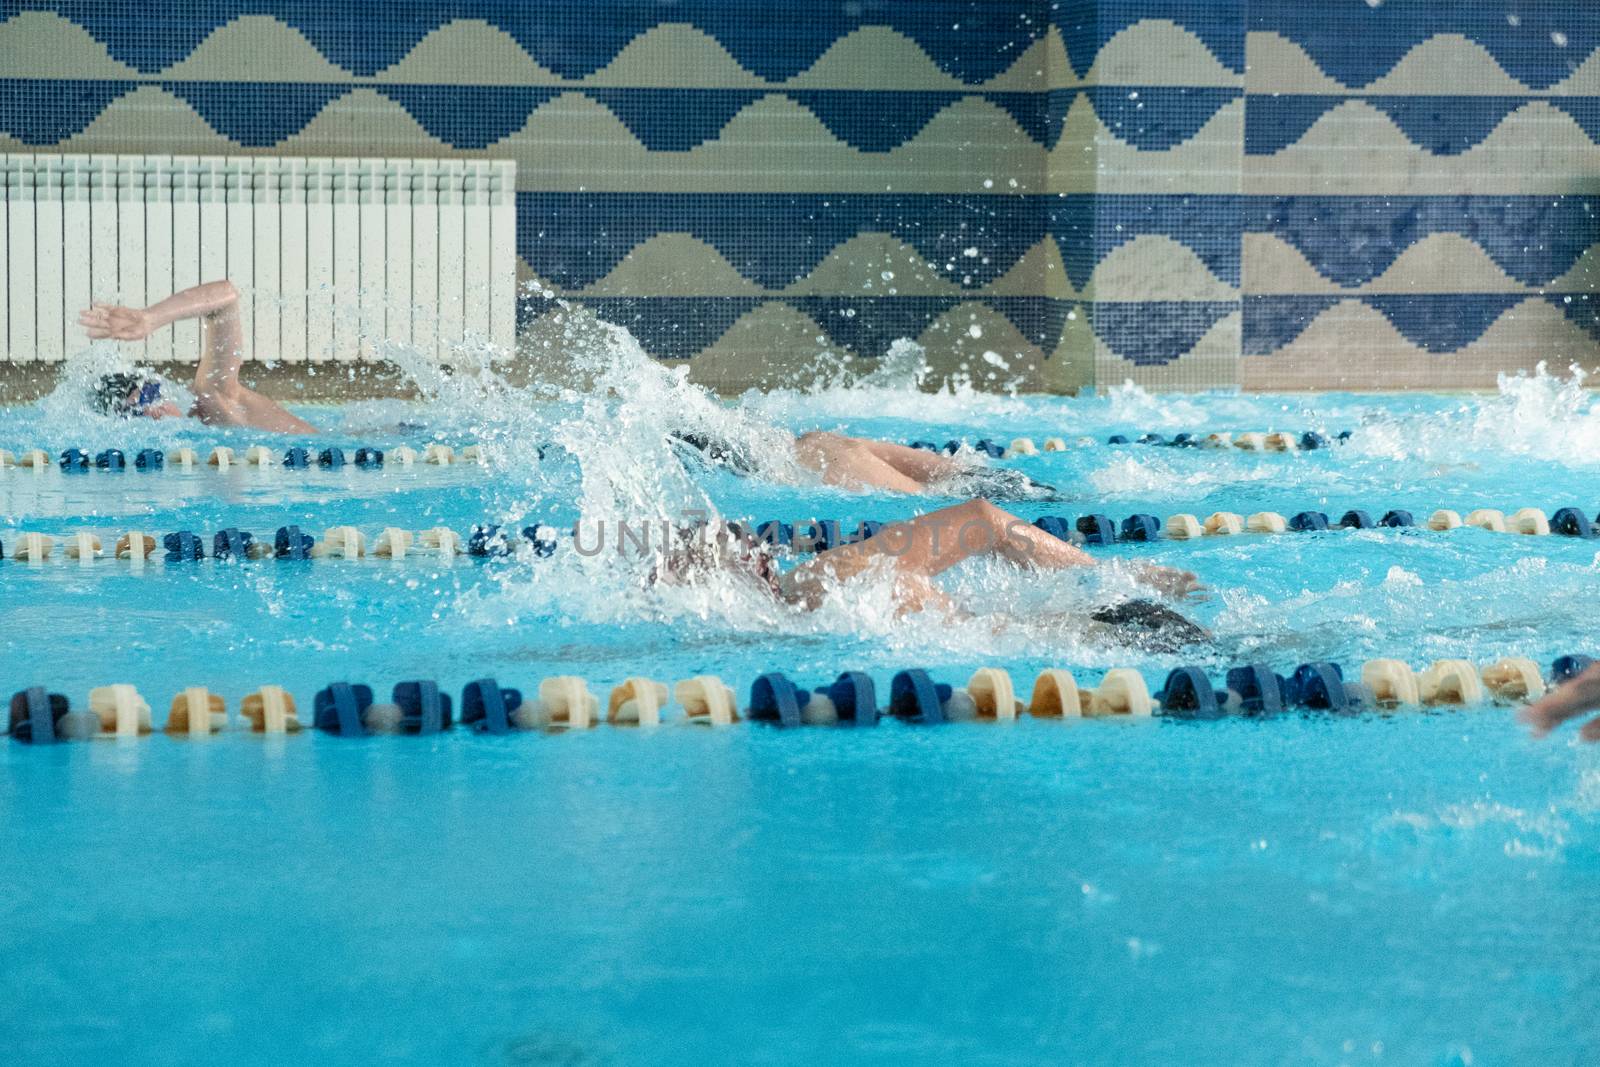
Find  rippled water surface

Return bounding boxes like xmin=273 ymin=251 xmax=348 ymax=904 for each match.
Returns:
xmin=2 ymin=339 xmax=1599 ymax=1064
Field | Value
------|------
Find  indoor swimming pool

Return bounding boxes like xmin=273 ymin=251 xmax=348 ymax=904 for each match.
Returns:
xmin=2 ymin=341 xmax=1598 ymax=1064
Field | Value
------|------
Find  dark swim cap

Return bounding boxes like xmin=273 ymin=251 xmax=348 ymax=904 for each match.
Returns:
xmin=669 ymin=431 xmax=755 ymax=476
xmin=1089 ymin=599 xmax=1210 ymax=652
xmin=91 ymin=372 xmax=148 ymax=417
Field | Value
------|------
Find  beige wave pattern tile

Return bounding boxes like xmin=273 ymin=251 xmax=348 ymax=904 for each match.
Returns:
xmin=1244 ymin=233 xmax=1530 ymax=295
xmin=1087 ymin=20 xmax=1240 ymax=87
xmin=1242 ymin=234 xmax=1343 ymax=295
xmin=1244 ymin=33 xmax=1350 ymax=94
xmin=1243 ymin=100 xmax=1600 ymax=195
xmin=1044 ymin=310 xmax=1096 ymax=393
xmin=1550 ymin=48 xmax=1600 ymax=95
xmin=18 ymin=88 xmax=1047 ymax=193
xmin=375 ymin=19 xmax=564 ymax=84
xmin=984 ymin=238 xmax=1075 ymax=299
xmin=1364 ymin=34 xmax=1532 ymax=95
xmin=783 ymin=233 xmax=960 ymax=297
xmin=683 ymin=302 xmax=837 ymax=391
xmin=1095 ymin=312 xmax=1242 ymax=392
xmin=0 ymin=11 xmax=138 ymax=79
xmin=1360 ymin=233 xmax=1527 ymax=294
xmin=1048 ymin=95 xmax=1242 ymax=194
xmin=984 ymin=26 xmax=1078 ymax=91
xmin=1549 ymin=244 xmax=1600 ymax=291
xmin=585 ymin=23 xmax=767 ymax=88
xmin=24 ymin=86 xmax=232 ymax=155
xmin=513 ymin=258 xmax=558 ymax=296
xmin=1089 ymin=235 xmax=1238 ymax=301
xmin=787 ymin=27 xmax=965 ymax=90
xmin=916 ymin=302 xmax=1050 ymax=390
xmin=493 ymin=92 xmax=1047 ymax=193
xmin=1241 ymin=299 xmax=1600 ymax=390
xmin=578 ymin=234 xmax=763 ymax=297
xmin=156 ymin=16 xmax=351 ymax=81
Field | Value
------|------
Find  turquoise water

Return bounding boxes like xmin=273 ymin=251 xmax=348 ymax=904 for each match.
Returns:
xmin=3 ymin=354 xmax=1600 ymax=1064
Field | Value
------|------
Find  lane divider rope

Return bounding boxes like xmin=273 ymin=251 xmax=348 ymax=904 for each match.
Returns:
xmin=0 ymin=443 xmax=498 ymax=473
xmin=6 ymin=505 xmax=1600 ymax=566
xmin=916 ymin=431 xmax=1353 ymax=458
xmin=7 ymin=655 xmax=1581 ymax=743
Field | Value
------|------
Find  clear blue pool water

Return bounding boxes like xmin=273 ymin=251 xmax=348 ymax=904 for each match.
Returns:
xmin=3 ymin=352 xmax=1599 ymax=1064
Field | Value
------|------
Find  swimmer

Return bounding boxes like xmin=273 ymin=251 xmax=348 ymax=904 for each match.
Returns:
xmin=79 ymin=280 xmax=317 ymax=434
xmin=657 ymin=498 xmax=1207 ymax=650
xmin=672 ymin=429 xmax=1056 ymax=499
xmin=1520 ymin=659 xmax=1600 ymax=742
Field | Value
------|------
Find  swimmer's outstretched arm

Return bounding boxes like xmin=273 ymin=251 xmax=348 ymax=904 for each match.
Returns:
xmin=1521 ymin=661 xmax=1600 ymax=742
xmin=781 ymin=499 xmax=1201 ymax=608
xmin=79 ymin=280 xmax=316 ymax=434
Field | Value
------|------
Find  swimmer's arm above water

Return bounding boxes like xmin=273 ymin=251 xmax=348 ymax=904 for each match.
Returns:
xmin=782 ymin=499 xmax=1201 ymax=612
xmin=1521 ymin=660 xmax=1600 ymax=742
xmin=79 ymin=280 xmax=239 ymax=341
xmin=80 ymin=280 xmax=317 ymax=434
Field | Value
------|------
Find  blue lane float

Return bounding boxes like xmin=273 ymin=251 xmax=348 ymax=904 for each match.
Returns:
xmin=135 ymin=449 xmax=163 ymax=471
xmin=213 ymin=528 xmax=255 ymax=560
xmin=1286 ymin=662 xmax=1353 ymax=712
xmin=1076 ymin=514 xmax=1115 ymax=546
xmin=825 ymin=671 xmax=879 ymax=726
xmin=747 ymin=672 xmax=808 ymax=727
xmin=314 ymin=682 xmax=371 ymax=737
xmin=95 ymin=449 xmax=125 ymax=471
xmin=1156 ymin=667 xmax=1224 ymax=719
xmin=1552 ymin=508 xmax=1597 ymax=538
xmin=887 ymin=669 xmax=950 ymax=724
xmin=1120 ymin=514 xmax=1162 ymax=542
xmin=59 ymin=448 xmax=90 ymax=472
xmin=355 ymin=447 xmax=384 ymax=469
xmin=8 ymin=687 xmax=69 ymax=744
xmin=274 ymin=526 xmax=314 ymax=560
xmin=318 ymin=447 xmax=345 ymax=470
xmin=462 ymin=678 xmax=519 ymax=734
xmin=394 ymin=680 xmax=451 ymax=734
xmin=163 ymin=531 xmax=204 ymax=562
xmin=1551 ymin=655 xmax=1595 ymax=682
xmin=1226 ymin=665 xmax=1288 ymax=716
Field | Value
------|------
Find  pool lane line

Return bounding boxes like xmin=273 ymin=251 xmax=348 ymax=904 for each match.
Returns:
xmin=3 ymin=506 xmax=1599 ymax=565
xmin=1 ymin=443 xmax=500 ymax=473
xmin=918 ymin=430 xmax=1353 ymax=457
xmin=8 ymin=656 xmax=1577 ymax=743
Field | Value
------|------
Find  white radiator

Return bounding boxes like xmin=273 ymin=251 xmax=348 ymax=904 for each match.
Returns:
xmin=1 ymin=154 xmax=517 ymax=365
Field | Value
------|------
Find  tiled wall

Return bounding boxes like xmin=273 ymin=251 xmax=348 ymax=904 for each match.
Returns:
xmin=1241 ymin=1 xmax=1600 ymax=390
xmin=2 ymin=1 xmax=1597 ymax=391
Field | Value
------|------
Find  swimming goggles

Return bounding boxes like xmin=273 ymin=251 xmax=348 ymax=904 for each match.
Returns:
xmin=130 ymin=380 xmax=163 ymax=414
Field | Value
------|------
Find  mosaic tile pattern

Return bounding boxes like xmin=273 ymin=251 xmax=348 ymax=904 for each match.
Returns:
xmin=4 ymin=1 xmax=1599 ymax=390
xmin=1241 ymin=0 xmax=1600 ymax=389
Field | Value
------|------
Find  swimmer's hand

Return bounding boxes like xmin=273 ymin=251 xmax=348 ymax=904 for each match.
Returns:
xmin=1520 ymin=661 xmax=1600 ymax=742
xmin=1136 ymin=564 xmax=1204 ymax=599
xmin=79 ymin=303 xmax=155 ymax=342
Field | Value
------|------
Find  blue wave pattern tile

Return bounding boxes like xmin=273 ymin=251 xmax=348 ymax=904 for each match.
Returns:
xmin=1247 ymin=0 xmax=1599 ymax=90
xmin=515 ymin=193 xmax=1243 ymax=293
xmin=3 ymin=1 xmax=1051 ymax=82
xmin=0 ymin=81 xmax=1242 ymax=153
xmin=1246 ymin=96 xmax=1600 ymax=157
